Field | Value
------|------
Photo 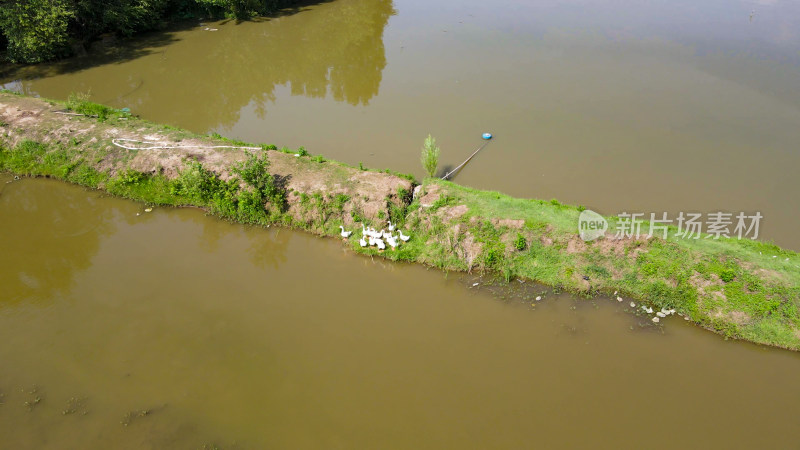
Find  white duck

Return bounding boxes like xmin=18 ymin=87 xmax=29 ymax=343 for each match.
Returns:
xmin=339 ymin=225 xmax=352 ymax=238
xmin=375 ymin=238 xmax=386 ymax=250
xmin=399 ymin=230 xmax=410 ymax=242
xmin=386 ymin=235 xmax=398 ymax=249
xmin=359 ymin=237 xmax=367 ymax=247
xmin=388 ymin=220 xmax=396 ymax=231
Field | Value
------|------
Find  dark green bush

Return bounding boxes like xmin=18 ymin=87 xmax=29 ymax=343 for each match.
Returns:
xmin=0 ymin=0 xmax=74 ymax=63
xmin=513 ymin=233 xmax=527 ymax=251
xmin=719 ymin=269 xmax=736 ymax=283
xmin=1 ymin=0 xmax=302 ymax=63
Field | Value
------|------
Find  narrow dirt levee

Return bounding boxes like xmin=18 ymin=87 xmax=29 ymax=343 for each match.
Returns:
xmin=2 ymin=92 xmax=799 ymax=352
xmin=0 ymin=92 xmax=412 ymax=226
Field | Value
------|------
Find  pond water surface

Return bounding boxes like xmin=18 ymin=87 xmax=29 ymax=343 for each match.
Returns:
xmin=1 ymin=176 xmax=799 ymax=448
xmin=2 ymin=0 xmax=800 ymax=447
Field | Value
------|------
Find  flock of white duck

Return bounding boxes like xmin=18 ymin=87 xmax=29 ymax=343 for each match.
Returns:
xmin=338 ymin=220 xmax=411 ymax=250
xmin=614 ymin=291 xmax=683 ymax=323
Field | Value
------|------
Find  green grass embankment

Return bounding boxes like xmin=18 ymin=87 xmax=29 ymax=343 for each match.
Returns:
xmin=1 ymin=90 xmax=798 ymax=350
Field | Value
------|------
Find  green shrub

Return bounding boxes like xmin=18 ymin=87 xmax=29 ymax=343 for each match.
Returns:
xmin=332 ymin=194 xmax=349 ymax=212
xmin=483 ymin=245 xmax=504 ymax=269
xmin=420 ymin=134 xmax=440 ymax=178
xmin=719 ymin=269 xmax=736 ymax=283
xmin=232 ymin=151 xmax=286 ymax=212
xmin=236 ymin=188 xmax=268 ymax=224
xmin=114 ymin=169 xmax=148 ymax=186
xmin=513 ymin=233 xmax=527 ymax=251
xmin=172 ymin=160 xmax=223 ymax=204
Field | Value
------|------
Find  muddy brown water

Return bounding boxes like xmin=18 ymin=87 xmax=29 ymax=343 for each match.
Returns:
xmin=2 ymin=176 xmax=800 ymax=448
xmin=2 ymin=0 xmax=800 ymax=250
xmin=2 ymin=0 xmax=800 ymax=447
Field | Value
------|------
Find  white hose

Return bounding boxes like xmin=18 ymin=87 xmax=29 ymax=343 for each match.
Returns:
xmin=441 ymin=141 xmax=490 ymax=180
xmin=111 ymin=138 xmax=261 ymax=151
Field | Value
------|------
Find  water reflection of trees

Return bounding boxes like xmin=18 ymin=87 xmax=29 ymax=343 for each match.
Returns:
xmin=172 ymin=0 xmax=395 ymax=130
xmin=3 ymin=0 xmax=395 ymax=133
xmin=246 ymin=229 xmax=290 ymax=270
xmin=192 ymin=210 xmax=290 ymax=270
xmin=0 ymin=180 xmax=114 ymax=306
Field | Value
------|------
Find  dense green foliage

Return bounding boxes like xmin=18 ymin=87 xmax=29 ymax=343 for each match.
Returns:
xmin=0 ymin=0 xmax=300 ymax=63
xmin=170 ymin=151 xmax=288 ymax=224
xmin=0 ymin=0 xmax=74 ymax=63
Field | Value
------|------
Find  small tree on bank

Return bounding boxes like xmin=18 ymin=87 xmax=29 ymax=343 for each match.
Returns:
xmin=420 ymin=134 xmax=440 ymax=179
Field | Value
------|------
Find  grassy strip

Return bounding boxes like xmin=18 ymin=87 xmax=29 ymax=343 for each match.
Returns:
xmin=1 ymin=92 xmax=798 ymax=350
xmin=434 ymin=181 xmax=800 ymax=348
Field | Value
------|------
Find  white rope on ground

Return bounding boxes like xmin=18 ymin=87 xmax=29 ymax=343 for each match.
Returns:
xmin=441 ymin=141 xmax=490 ymax=180
xmin=111 ymin=138 xmax=261 ymax=151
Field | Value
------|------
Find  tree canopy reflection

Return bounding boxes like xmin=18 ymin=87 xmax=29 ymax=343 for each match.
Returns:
xmin=3 ymin=0 xmax=395 ymax=132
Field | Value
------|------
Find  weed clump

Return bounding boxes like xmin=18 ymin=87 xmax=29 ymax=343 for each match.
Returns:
xmin=232 ymin=151 xmax=287 ymax=216
xmin=719 ymin=269 xmax=736 ymax=283
xmin=66 ymin=92 xmax=117 ymax=122
xmin=420 ymin=134 xmax=440 ymax=178
xmin=513 ymin=233 xmax=527 ymax=251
